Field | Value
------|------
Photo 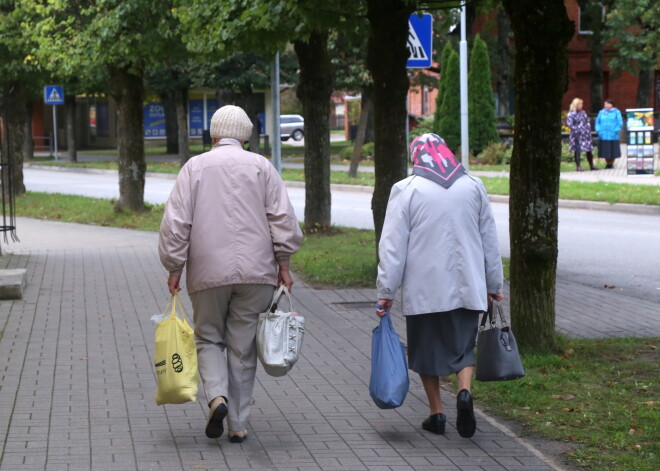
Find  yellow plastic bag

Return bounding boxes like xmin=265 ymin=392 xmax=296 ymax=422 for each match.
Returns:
xmin=154 ymin=293 xmax=198 ymax=405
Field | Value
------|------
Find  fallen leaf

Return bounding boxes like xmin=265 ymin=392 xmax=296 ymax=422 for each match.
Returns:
xmin=629 ymin=428 xmax=644 ymax=435
xmin=522 ymin=406 xmax=531 ymax=410
xmin=642 ymin=401 xmax=656 ymax=405
xmin=635 ymin=445 xmax=642 ymax=449
xmin=80 ymin=357 xmax=88 ymax=361
xmin=646 ymin=344 xmax=657 ymax=350
xmin=552 ymin=394 xmax=576 ymax=400
xmin=192 ymin=466 xmax=207 ymax=470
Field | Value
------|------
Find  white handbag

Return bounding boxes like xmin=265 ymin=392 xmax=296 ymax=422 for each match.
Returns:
xmin=257 ymin=286 xmax=305 ymax=377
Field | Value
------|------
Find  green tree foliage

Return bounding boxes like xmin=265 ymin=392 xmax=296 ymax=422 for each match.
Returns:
xmin=433 ymin=41 xmax=455 ymax=130
xmin=436 ymin=50 xmax=460 ymax=151
xmin=468 ymin=34 xmax=499 ymax=155
xmin=604 ymin=0 xmax=660 ymax=72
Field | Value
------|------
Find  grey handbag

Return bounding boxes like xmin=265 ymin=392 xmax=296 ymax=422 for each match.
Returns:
xmin=257 ymin=286 xmax=305 ymax=377
xmin=475 ymin=301 xmax=525 ymax=382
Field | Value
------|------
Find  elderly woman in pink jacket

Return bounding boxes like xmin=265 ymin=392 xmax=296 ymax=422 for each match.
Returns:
xmin=159 ymin=105 xmax=302 ymax=443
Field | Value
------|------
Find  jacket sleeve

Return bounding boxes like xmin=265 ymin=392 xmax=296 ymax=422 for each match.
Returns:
xmin=595 ymin=111 xmax=602 ymax=134
xmin=615 ymin=109 xmax=623 ymax=133
xmin=477 ymin=180 xmax=503 ymax=294
xmin=566 ymin=111 xmax=575 ymax=130
xmin=158 ymin=165 xmax=193 ymax=276
xmin=265 ymin=164 xmax=302 ymax=266
xmin=376 ymin=182 xmax=411 ymax=300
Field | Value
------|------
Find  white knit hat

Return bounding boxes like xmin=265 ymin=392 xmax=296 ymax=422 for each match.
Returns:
xmin=209 ymin=105 xmax=253 ymax=141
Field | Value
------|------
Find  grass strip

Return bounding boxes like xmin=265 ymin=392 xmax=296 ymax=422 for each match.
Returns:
xmin=16 ymin=192 xmax=164 ymax=231
xmin=473 ymin=337 xmax=659 ymax=471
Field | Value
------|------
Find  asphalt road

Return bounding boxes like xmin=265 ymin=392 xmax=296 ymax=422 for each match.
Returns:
xmin=23 ymin=168 xmax=660 ymax=303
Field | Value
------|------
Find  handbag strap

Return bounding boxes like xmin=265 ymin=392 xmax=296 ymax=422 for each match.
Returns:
xmin=269 ymin=285 xmax=294 ymax=313
xmin=479 ymin=300 xmax=508 ymax=331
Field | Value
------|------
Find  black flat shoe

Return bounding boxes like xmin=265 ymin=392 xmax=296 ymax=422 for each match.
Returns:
xmin=205 ymin=400 xmax=228 ymax=439
xmin=422 ymin=413 xmax=446 ymax=435
xmin=456 ymin=389 xmax=476 ymax=438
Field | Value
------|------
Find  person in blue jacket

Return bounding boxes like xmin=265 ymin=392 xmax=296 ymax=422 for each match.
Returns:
xmin=595 ymin=98 xmax=623 ymax=169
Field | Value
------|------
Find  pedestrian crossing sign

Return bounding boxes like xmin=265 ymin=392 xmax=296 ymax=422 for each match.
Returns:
xmin=44 ymin=85 xmax=64 ymax=105
xmin=407 ymin=13 xmax=433 ymax=68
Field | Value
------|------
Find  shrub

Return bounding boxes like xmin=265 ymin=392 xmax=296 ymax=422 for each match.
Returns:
xmin=436 ymin=50 xmax=461 ymax=151
xmin=477 ymin=142 xmax=509 ymax=165
xmin=468 ymin=35 xmax=499 ymax=155
xmin=339 ymin=141 xmax=376 ymax=161
xmin=410 ymin=117 xmax=434 ymax=141
xmin=434 ymin=42 xmax=455 ymax=128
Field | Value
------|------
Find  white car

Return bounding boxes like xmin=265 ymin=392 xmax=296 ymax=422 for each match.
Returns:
xmin=280 ymin=115 xmax=304 ymax=141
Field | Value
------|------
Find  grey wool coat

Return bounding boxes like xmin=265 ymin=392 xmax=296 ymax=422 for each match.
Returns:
xmin=376 ymin=174 xmax=503 ymax=316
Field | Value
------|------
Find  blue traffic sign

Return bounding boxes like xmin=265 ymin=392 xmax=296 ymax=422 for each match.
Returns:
xmin=407 ymin=13 xmax=433 ymax=68
xmin=44 ymin=85 xmax=64 ymax=105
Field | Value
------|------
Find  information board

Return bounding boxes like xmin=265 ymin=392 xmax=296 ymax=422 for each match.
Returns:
xmin=625 ymin=108 xmax=655 ymax=176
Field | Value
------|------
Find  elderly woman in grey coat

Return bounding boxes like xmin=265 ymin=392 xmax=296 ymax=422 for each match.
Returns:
xmin=376 ymin=133 xmax=503 ymax=438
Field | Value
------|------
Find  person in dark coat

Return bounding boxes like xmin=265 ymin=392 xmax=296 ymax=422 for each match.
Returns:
xmin=566 ymin=98 xmax=597 ymax=171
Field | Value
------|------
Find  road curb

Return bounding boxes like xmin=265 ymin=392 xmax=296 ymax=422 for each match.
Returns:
xmin=25 ymin=164 xmax=659 ymax=215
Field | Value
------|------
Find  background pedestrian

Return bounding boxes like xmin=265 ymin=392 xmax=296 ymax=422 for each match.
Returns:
xmin=566 ymin=98 xmax=597 ymax=171
xmin=595 ymin=98 xmax=623 ymax=169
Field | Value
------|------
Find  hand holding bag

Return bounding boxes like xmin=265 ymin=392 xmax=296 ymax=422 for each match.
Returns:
xmin=369 ymin=310 xmax=410 ymax=409
xmin=476 ymin=300 xmax=525 ymax=382
xmin=153 ymin=293 xmax=199 ymax=405
xmin=257 ymin=286 xmax=305 ymax=377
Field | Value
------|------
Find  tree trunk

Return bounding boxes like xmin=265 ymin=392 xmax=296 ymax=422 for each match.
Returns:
xmin=65 ymin=95 xmax=77 ymax=162
xmin=502 ymin=0 xmax=573 ymax=351
xmin=109 ymin=66 xmax=146 ymax=212
xmin=240 ymin=92 xmax=262 ymax=153
xmin=586 ymin=0 xmax=604 ymax=113
xmin=23 ymin=102 xmax=34 ymax=161
xmin=0 ymin=81 xmax=27 ymax=195
xmin=367 ymin=0 xmax=414 ymax=245
xmin=162 ymin=91 xmax=179 ymax=154
xmin=496 ymin=7 xmax=511 ymax=117
xmin=294 ymin=31 xmax=335 ymax=232
xmin=348 ymin=85 xmax=373 ymax=178
xmin=175 ymin=88 xmax=190 ymax=166
xmin=635 ymin=69 xmax=653 ymax=107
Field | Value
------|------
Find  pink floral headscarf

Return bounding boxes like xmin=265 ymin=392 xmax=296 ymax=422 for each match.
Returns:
xmin=410 ymin=133 xmax=466 ymax=188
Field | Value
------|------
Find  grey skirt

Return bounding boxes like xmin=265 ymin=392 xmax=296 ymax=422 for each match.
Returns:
xmin=406 ymin=309 xmax=481 ymax=376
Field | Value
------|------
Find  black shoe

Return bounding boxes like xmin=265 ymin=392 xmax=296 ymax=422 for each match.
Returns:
xmin=205 ymin=398 xmax=228 ymax=439
xmin=422 ymin=413 xmax=446 ymax=435
xmin=456 ymin=389 xmax=476 ymax=438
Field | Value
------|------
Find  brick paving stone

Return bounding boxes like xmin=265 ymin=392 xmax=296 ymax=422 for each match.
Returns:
xmin=8 ymin=222 xmax=655 ymax=470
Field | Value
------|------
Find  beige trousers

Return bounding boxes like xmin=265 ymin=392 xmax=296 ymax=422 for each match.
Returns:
xmin=190 ymin=284 xmax=274 ymax=431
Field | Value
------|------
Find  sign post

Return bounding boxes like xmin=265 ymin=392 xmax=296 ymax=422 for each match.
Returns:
xmin=44 ymin=85 xmax=64 ymax=160
xmin=625 ymin=108 xmax=654 ymax=176
xmin=407 ymin=13 xmax=433 ymax=163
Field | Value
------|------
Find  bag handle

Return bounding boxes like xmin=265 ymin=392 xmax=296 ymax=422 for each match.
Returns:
xmin=479 ymin=300 xmax=508 ymax=332
xmin=163 ymin=292 xmax=192 ymax=324
xmin=269 ymin=285 xmax=294 ymax=313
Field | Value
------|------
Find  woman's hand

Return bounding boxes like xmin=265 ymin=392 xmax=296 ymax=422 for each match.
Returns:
xmin=278 ymin=265 xmax=294 ymax=292
xmin=376 ymin=299 xmax=393 ymax=318
xmin=487 ymin=293 xmax=503 ymax=307
xmin=167 ymin=274 xmax=181 ymax=295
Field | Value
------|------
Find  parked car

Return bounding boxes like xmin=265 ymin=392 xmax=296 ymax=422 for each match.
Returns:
xmin=280 ymin=114 xmax=304 ymax=141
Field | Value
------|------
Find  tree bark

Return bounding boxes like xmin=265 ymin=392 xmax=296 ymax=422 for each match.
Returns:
xmin=294 ymin=31 xmax=335 ymax=232
xmin=584 ymin=0 xmax=604 ymax=113
xmin=65 ymin=95 xmax=77 ymax=162
xmin=635 ymin=69 xmax=653 ymax=107
xmin=23 ymin=102 xmax=34 ymax=161
xmin=162 ymin=91 xmax=179 ymax=154
xmin=109 ymin=66 xmax=146 ymax=212
xmin=366 ymin=0 xmax=414 ymax=246
xmin=0 ymin=81 xmax=27 ymax=195
xmin=348 ymin=85 xmax=373 ymax=178
xmin=502 ymin=0 xmax=573 ymax=351
xmin=175 ymin=88 xmax=190 ymax=166
xmin=496 ymin=7 xmax=511 ymax=117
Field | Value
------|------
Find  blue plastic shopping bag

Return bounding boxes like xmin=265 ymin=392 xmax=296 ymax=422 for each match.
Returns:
xmin=369 ymin=311 xmax=409 ymax=409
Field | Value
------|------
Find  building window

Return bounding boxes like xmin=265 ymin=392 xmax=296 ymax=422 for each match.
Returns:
xmin=579 ymin=4 xmax=605 ymax=35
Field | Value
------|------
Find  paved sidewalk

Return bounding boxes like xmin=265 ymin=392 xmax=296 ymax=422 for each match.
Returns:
xmin=0 ymin=218 xmax=658 ymax=470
